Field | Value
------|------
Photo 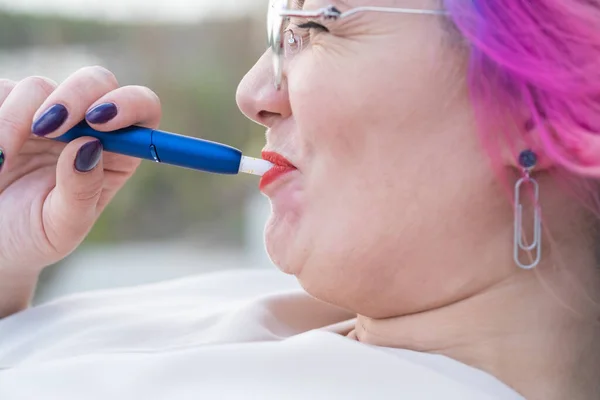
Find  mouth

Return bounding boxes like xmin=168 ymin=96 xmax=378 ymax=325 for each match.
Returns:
xmin=259 ymin=151 xmax=298 ymax=192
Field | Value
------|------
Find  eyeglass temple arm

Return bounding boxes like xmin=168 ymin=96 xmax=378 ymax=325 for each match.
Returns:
xmin=341 ymin=6 xmax=448 ymax=16
xmin=277 ymin=6 xmax=340 ymax=19
xmin=277 ymin=6 xmax=447 ymax=19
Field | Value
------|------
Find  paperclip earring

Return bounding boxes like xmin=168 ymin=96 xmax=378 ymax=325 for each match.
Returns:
xmin=513 ymin=149 xmax=542 ymax=269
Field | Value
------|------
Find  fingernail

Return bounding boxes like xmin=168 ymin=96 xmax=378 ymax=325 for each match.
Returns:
xmin=86 ymin=103 xmax=118 ymax=124
xmin=32 ymin=104 xmax=68 ymax=136
xmin=0 ymin=148 xmax=5 ymax=172
xmin=75 ymin=140 xmax=103 ymax=173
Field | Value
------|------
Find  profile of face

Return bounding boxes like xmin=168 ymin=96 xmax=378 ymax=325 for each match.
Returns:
xmin=236 ymin=0 xmax=521 ymax=318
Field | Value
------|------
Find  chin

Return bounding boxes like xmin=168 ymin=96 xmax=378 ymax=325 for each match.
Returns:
xmin=264 ymin=214 xmax=300 ymax=275
xmin=261 ymin=176 xmax=307 ymax=275
xmin=264 ymin=192 xmax=320 ymax=278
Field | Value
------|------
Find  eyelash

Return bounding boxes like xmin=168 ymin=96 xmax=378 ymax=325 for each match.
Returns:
xmin=296 ymin=21 xmax=329 ymax=33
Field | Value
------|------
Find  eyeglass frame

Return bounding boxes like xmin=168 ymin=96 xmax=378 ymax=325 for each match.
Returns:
xmin=268 ymin=1 xmax=449 ymax=90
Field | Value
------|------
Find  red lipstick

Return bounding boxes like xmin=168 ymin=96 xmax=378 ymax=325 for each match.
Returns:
xmin=260 ymin=151 xmax=297 ymax=191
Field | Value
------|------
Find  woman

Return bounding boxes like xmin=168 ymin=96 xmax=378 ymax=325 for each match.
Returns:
xmin=0 ymin=0 xmax=598 ymax=398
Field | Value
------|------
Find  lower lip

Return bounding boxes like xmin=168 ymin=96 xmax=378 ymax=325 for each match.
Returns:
xmin=259 ymin=165 xmax=296 ymax=191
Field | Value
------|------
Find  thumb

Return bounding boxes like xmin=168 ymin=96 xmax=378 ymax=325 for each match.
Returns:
xmin=45 ymin=137 xmax=104 ymax=248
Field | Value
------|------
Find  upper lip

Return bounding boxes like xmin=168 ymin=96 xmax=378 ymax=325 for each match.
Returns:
xmin=261 ymin=151 xmax=297 ymax=169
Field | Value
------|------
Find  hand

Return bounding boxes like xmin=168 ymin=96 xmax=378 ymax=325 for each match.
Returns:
xmin=0 ymin=66 xmax=162 ymax=272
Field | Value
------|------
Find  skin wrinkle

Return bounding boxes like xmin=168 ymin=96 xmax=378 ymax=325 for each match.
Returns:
xmin=236 ymin=0 xmax=600 ymax=399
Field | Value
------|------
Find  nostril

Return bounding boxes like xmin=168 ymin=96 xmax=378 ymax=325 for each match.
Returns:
xmin=258 ymin=110 xmax=278 ymax=118
xmin=258 ymin=110 xmax=281 ymax=125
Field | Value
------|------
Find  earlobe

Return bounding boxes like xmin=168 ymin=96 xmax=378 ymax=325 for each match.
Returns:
xmin=521 ymin=119 xmax=555 ymax=169
xmin=501 ymin=119 xmax=555 ymax=173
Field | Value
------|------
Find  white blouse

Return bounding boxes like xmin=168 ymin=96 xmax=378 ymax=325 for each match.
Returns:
xmin=0 ymin=269 xmax=524 ymax=399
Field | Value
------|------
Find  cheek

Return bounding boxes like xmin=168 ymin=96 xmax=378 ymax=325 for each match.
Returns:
xmin=280 ymin=30 xmax=495 ymax=314
xmin=281 ymin=48 xmax=434 ymax=293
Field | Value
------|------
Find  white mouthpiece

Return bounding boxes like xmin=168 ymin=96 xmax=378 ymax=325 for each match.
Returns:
xmin=239 ymin=156 xmax=274 ymax=176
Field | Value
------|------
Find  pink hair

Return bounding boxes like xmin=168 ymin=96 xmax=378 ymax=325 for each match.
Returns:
xmin=443 ymin=0 xmax=600 ymax=178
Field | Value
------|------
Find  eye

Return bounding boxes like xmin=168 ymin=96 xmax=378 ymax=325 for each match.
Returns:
xmin=283 ymin=20 xmax=329 ymax=57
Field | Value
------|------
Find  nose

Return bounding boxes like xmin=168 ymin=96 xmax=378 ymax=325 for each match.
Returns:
xmin=236 ymin=50 xmax=292 ymax=128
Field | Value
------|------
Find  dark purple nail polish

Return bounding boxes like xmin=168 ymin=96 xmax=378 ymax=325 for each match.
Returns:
xmin=86 ymin=103 xmax=118 ymax=124
xmin=0 ymin=148 xmax=5 ymax=171
xmin=75 ymin=140 xmax=103 ymax=172
xmin=31 ymin=104 xmax=69 ymax=136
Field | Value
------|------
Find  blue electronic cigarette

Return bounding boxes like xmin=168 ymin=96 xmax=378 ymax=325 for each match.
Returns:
xmin=53 ymin=121 xmax=272 ymax=176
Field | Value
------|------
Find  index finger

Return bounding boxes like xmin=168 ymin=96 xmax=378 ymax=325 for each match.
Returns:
xmin=31 ymin=66 xmax=119 ymax=139
xmin=0 ymin=76 xmax=57 ymax=171
xmin=84 ymin=85 xmax=162 ymax=131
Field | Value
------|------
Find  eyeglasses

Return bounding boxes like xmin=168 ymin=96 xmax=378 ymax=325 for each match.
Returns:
xmin=267 ymin=0 xmax=448 ymax=90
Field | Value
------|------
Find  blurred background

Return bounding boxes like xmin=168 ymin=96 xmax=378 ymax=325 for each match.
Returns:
xmin=0 ymin=0 xmax=276 ymax=304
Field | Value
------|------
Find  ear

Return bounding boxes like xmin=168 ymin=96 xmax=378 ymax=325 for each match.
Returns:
xmin=533 ymin=119 xmax=600 ymax=177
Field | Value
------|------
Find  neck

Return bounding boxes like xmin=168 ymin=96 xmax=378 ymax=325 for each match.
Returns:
xmin=351 ymin=266 xmax=600 ymax=399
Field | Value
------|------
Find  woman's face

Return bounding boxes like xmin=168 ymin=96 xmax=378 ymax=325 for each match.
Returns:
xmin=237 ymin=0 xmax=515 ymax=318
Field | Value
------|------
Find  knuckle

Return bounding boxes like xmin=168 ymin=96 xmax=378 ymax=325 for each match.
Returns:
xmin=0 ymin=112 xmax=24 ymax=135
xmin=125 ymin=86 xmax=161 ymax=123
xmin=142 ymin=86 xmax=160 ymax=101
xmin=73 ymin=186 xmax=102 ymax=203
xmin=83 ymin=65 xmax=118 ymax=87
xmin=20 ymin=76 xmax=57 ymax=97
xmin=139 ymin=86 xmax=161 ymax=108
xmin=69 ymin=67 xmax=118 ymax=100
xmin=0 ymin=79 xmax=16 ymax=94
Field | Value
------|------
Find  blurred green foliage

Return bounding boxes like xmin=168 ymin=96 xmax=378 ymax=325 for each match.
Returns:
xmin=0 ymin=11 xmax=124 ymax=48
xmin=0 ymin=9 xmax=268 ymax=245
